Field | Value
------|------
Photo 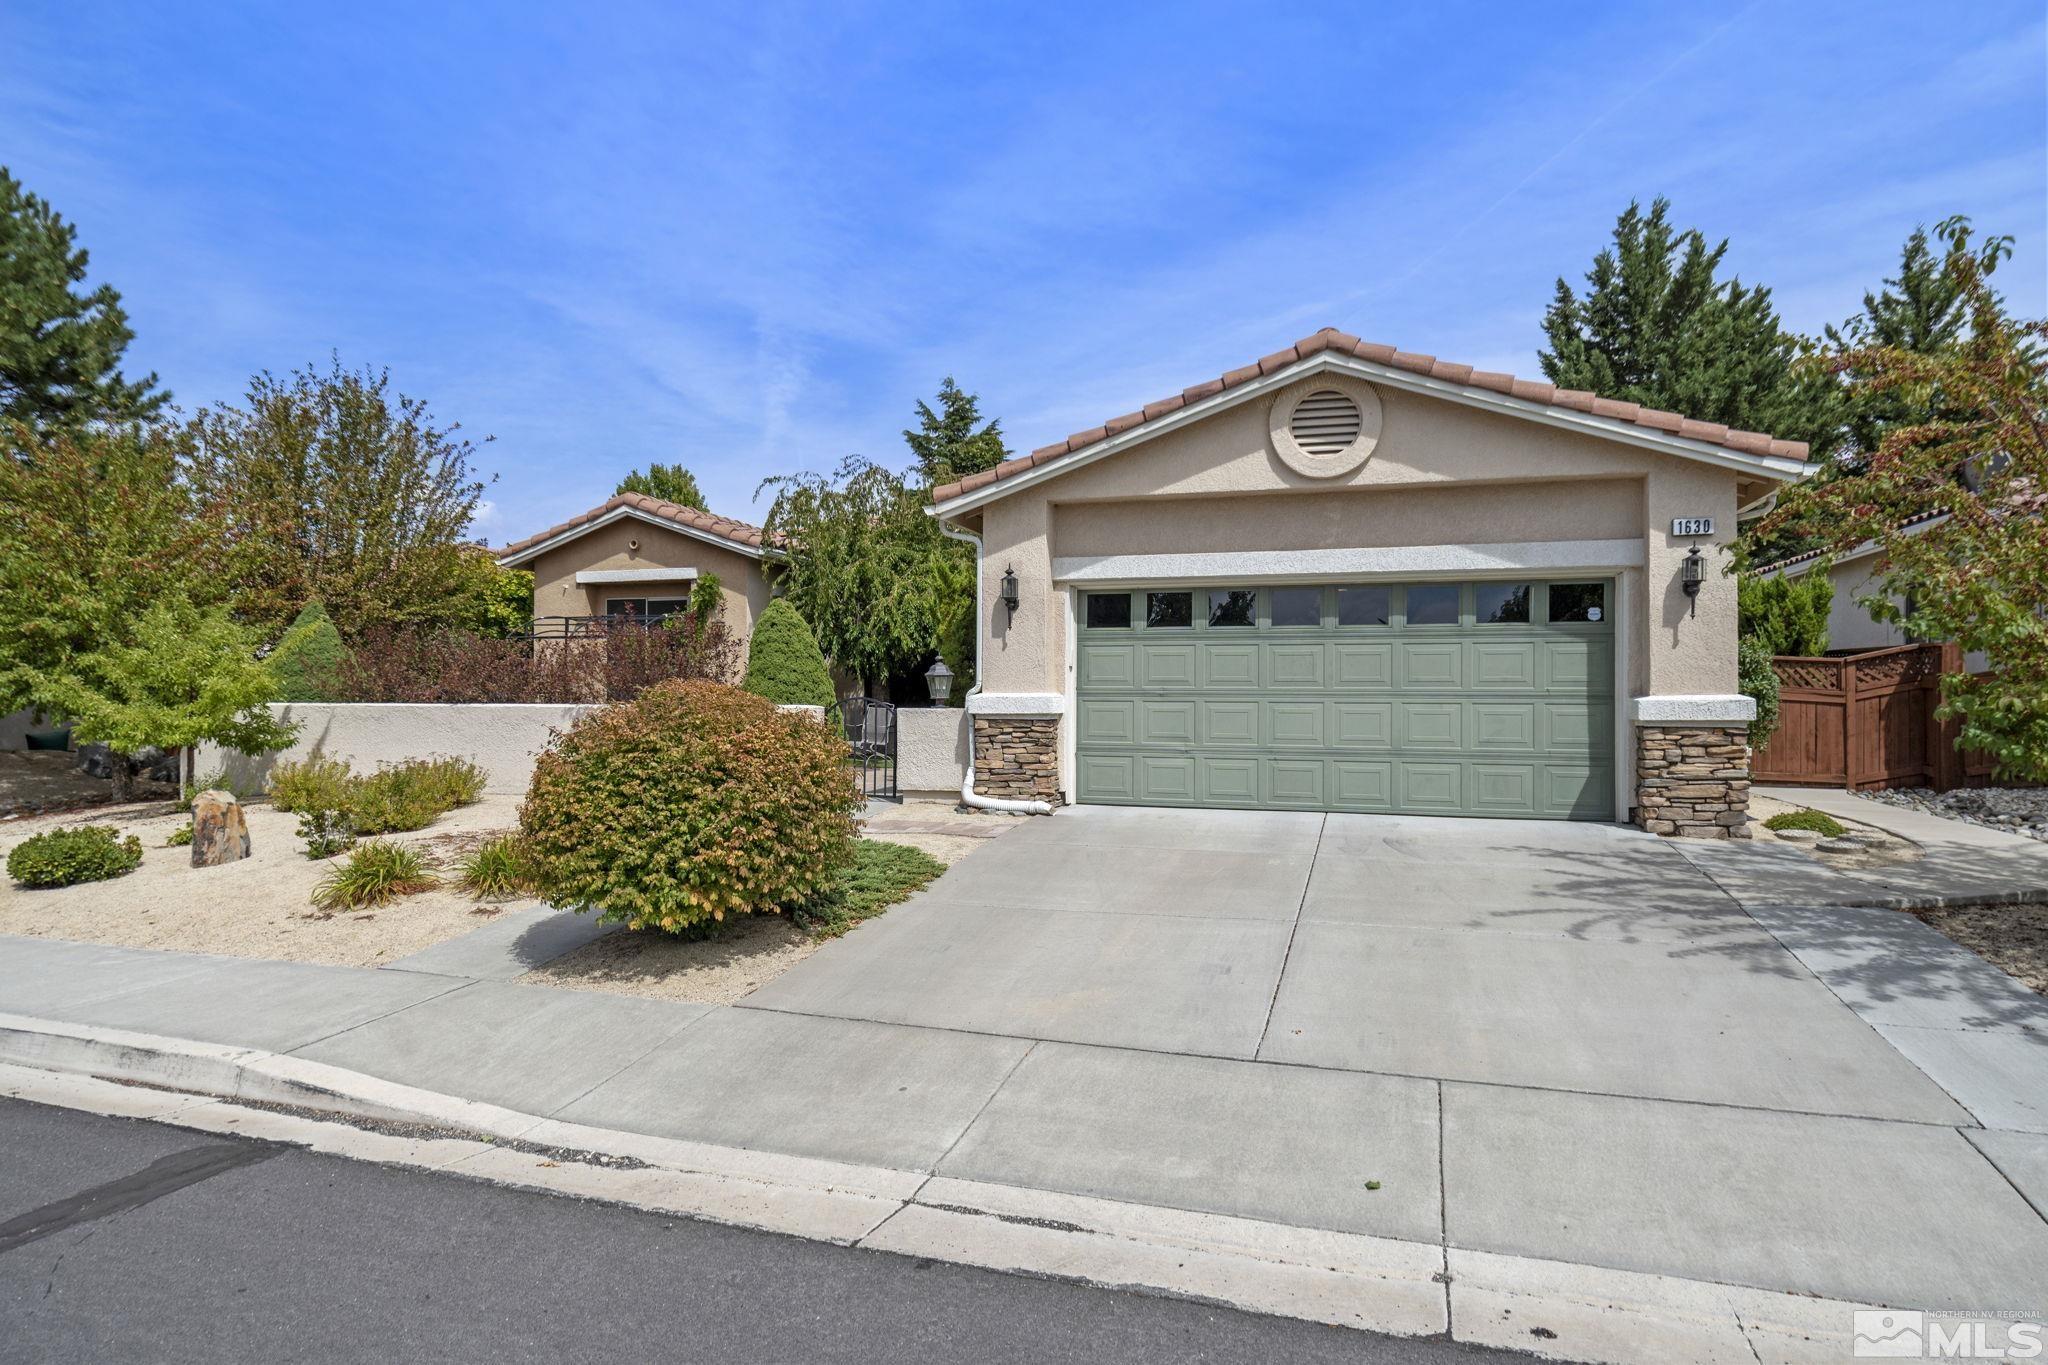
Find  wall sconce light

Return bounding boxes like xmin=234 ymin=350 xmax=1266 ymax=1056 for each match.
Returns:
xmin=1000 ymin=566 xmax=1021 ymax=615
xmin=923 ymin=658 xmax=954 ymax=706
xmin=1681 ymin=545 xmax=1705 ymax=616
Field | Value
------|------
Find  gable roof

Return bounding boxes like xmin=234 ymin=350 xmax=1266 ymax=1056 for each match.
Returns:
xmin=497 ymin=492 xmax=775 ymax=566
xmin=930 ymin=327 xmax=1814 ymax=512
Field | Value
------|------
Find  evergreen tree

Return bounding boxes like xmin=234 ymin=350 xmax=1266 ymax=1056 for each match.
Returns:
xmin=904 ymin=377 xmax=1008 ymax=487
xmin=1737 ymin=572 xmax=1833 ymax=656
xmin=743 ymin=600 xmax=835 ymax=708
xmin=266 ymin=602 xmax=351 ymax=702
xmin=0 ymin=167 xmax=165 ymax=430
xmin=1540 ymin=198 xmax=1838 ymax=456
xmin=617 ymin=462 xmax=708 ymax=510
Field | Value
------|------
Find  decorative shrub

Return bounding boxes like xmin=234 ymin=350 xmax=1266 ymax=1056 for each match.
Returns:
xmin=743 ymin=600 xmax=835 ymax=708
xmin=349 ymin=757 xmax=487 ymax=834
xmin=1764 ymin=809 xmax=1846 ymax=838
xmin=270 ymin=754 xmax=356 ymax=813
xmin=1738 ymin=637 xmax=1782 ymax=749
xmin=297 ymin=808 xmax=357 ymax=859
xmin=268 ymin=601 xmax=351 ymax=702
xmin=9 ymin=826 xmax=144 ymax=888
xmin=521 ymin=679 xmax=860 ymax=932
xmin=456 ymin=834 xmax=536 ymax=900
xmin=311 ymin=840 xmax=438 ymax=910
xmin=1738 ymin=572 xmax=1833 ymax=657
xmin=793 ymin=840 xmax=945 ymax=938
xmin=164 ymin=822 xmax=194 ymax=847
xmin=338 ymin=618 xmax=738 ymax=704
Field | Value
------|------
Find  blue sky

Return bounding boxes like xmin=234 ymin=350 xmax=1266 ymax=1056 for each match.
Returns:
xmin=5 ymin=2 xmax=2043 ymax=543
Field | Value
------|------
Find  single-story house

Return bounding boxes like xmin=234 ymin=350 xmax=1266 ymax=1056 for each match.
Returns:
xmin=1749 ymin=511 xmax=1989 ymax=671
xmin=496 ymin=492 xmax=778 ymax=649
xmin=929 ymin=328 xmax=1814 ymax=838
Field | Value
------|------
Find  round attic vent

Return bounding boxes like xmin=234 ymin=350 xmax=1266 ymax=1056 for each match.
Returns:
xmin=1289 ymin=389 xmax=1364 ymax=457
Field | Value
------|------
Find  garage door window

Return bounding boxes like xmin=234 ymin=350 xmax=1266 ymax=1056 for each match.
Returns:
xmin=1146 ymin=591 xmax=1194 ymax=629
xmin=1271 ymin=586 xmax=1322 ymax=627
xmin=1477 ymin=583 xmax=1531 ymax=624
xmin=1208 ymin=589 xmax=1258 ymax=627
xmin=1336 ymin=585 xmax=1392 ymax=626
xmin=1085 ymin=592 xmax=1133 ymax=629
xmin=1404 ymin=584 xmax=1461 ymax=625
xmin=1549 ymin=582 xmax=1606 ymax=623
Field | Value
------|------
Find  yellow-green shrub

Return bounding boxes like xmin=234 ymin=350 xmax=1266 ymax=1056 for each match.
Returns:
xmin=520 ymin=679 xmax=860 ymax=932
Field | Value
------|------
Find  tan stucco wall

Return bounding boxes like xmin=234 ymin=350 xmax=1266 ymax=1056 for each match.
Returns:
xmin=527 ymin=519 xmax=772 ymax=639
xmin=971 ymin=380 xmax=1755 ymax=701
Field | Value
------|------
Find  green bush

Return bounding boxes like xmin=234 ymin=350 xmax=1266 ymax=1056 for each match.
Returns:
xmin=268 ymin=601 xmax=351 ymax=702
xmin=311 ymin=840 xmax=438 ymax=910
xmin=269 ymin=754 xmax=356 ymax=813
xmin=794 ymin=839 xmax=945 ymax=938
xmin=164 ymin=822 xmax=193 ymax=847
xmin=742 ymin=600 xmax=835 ymax=708
xmin=456 ymin=834 xmax=536 ymax=900
xmin=1738 ymin=637 xmax=1782 ymax=749
xmin=1739 ymin=572 xmax=1833 ymax=656
xmin=521 ymin=679 xmax=861 ymax=933
xmin=297 ymin=808 xmax=357 ymax=859
xmin=8 ymin=826 xmax=144 ymax=888
xmin=1764 ymin=809 xmax=1846 ymax=837
xmin=350 ymin=757 xmax=486 ymax=834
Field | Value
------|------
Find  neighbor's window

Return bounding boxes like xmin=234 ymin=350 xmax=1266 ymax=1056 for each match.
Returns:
xmin=1549 ymin=582 xmax=1606 ymax=623
xmin=1085 ymin=593 xmax=1133 ymax=629
xmin=1336 ymin=585 xmax=1392 ymax=626
xmin=1404 ymin=584 xmax=1461 ymax=625
xmin=1146 ymin=591 xmax=1194 ymax=628
xmin=1477 ymin=583 xmax=1531 ymax=624
xmin=1208 ymin=589 xmax=1258 ymax=627
xmin=605 ymin=597 xmax=648 ymax=618
xmin=1270 ymin=586 xmax=1322 ymax=627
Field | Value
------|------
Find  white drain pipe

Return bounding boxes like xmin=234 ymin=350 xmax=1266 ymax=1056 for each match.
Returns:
xmin=939 ymin=520 xmax=1053 ymax=815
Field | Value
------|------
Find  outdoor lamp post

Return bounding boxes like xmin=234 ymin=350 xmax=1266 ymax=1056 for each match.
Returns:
xmin=924 ymin=658 xmax=953 ymax=706
xmin=1681 ymin=545 xmax=1705 ymax=616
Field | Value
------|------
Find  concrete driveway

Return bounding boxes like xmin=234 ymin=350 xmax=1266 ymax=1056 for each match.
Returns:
xmin=747 ymin=805 xmax=2048 ymax=1309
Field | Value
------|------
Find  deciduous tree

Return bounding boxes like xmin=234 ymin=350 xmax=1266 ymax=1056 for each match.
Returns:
xmin=616 ymin=462 xmax=708 ymax=511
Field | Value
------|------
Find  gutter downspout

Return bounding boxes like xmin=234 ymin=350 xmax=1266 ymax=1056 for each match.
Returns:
xmin=938 ymin=519 xmax=1054 ymax=815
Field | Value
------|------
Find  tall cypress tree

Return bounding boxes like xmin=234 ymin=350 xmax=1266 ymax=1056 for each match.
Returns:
xmin=904 ymin=377 xmax=1009 ymax=487
xmin=1540 ymin=198 xmax=1837 ymax=456
xmin=0 ymin=167 xmax=165 ymax=430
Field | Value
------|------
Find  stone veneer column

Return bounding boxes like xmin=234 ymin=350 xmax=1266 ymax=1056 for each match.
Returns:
xmin=971 ymin=715 xmax=1060 ymax=806
xmin=1634 ymin=723 xmax=1751 ymax=839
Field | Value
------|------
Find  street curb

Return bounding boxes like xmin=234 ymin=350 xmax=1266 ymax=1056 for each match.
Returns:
xmin=0 ymin=1013 xmax=1881 ymax=1365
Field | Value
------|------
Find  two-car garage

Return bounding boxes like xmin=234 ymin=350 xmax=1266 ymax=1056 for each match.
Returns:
xmin=1074 ymin=579 xmax=1615 ymax=819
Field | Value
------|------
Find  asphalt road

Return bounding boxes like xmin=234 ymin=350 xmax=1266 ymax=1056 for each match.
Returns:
xmin=0 ymin=1097 xmax=1540 ymax=1364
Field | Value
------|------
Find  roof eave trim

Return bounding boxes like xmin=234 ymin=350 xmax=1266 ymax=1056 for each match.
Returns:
xmin=928 ymin=353 xmax=1817 ymax=519
xmin=498 ymin=505 xmax=772 ymax=566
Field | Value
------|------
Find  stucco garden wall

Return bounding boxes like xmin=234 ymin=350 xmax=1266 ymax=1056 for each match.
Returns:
xmin=196 ymin=703 xmax=595 ymax=796
xmin=897 ymin=706 xmax=969 ymax=794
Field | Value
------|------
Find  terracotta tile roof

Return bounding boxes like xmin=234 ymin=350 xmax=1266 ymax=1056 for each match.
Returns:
xmin=1750 ymin=507 xmax=1954 ymax=575
xmin=498 ymin=492 xmax=773 ymax=559
xmin=930 ymin=327 xmax=1813 ymax=505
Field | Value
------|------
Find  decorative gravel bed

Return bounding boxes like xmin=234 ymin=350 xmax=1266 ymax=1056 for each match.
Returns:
xmin=1860 ymin=786 xmax=2048 ymax=843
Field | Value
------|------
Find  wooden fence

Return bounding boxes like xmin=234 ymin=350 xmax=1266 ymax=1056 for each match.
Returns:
xmin=1752 ymin=642 xmax=1995 ymax=791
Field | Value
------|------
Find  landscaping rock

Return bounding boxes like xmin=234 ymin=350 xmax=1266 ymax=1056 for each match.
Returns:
xmin=1813 ymin=837 xmax=1866 ymax=854
xmin=1861 ymin=786 xmax=2048 ymax=844
xmin=1773 ymin=828 xmax=1823 ymax=843
xmin=190 ymin=791 xmax=251 ymax=867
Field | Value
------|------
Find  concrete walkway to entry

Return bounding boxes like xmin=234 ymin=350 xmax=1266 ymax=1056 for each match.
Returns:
xmin=4 ymin=804 xmax=2046 ymax=1323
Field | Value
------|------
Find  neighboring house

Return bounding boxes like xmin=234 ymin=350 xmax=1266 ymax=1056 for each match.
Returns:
xmin=1748 ymin=510 xmax=1988 ymax=671
xmin=928 ymin=327 xmax=1812 ymax=838
xmin=496 ymin=493 xmax=778 ymax=651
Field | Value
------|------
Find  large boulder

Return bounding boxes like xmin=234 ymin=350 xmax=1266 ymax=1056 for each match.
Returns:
xmin=190 ymin=790 xmax=252 ymax=867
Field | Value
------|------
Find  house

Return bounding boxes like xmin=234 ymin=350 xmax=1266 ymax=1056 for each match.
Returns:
xmin=496 ymin=493 xmax=778 ymax=650
xmin=928 ymin=328 xmax=1813 ymax=838
xmin=1748 ymin=511 xmax=1989 ymax=671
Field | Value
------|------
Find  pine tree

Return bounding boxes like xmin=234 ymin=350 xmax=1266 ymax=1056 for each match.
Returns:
xmin=616 ymin=462 xmax=708 ymax=510
xmin=904 ymin=377 xmax=1009 ymax=487
xmin=0 ymin=167 xmax=165 ymax=430
xmin=1540 ymin=198 xmax=1838 ymax=456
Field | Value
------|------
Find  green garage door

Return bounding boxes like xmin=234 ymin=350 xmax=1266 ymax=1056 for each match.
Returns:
xmin=1074 ymin=580 xmax=1614 ymax=819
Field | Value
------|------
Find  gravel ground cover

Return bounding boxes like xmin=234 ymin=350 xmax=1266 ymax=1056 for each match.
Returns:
xmin=1911 ymin=901 xmax=2048 ymax=996
xmin=1861 ymin=786 xmax=2048 ymax=844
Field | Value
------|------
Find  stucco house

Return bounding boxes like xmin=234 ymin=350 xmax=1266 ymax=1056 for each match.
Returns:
xmin=929 ymin=328 xmax=1814 ymax=838
xmin=496 ymin=492 xmax=778 ymax=649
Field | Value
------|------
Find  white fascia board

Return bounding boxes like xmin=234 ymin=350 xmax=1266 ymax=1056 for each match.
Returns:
xmin=929 ymin=353 xmax=1815 ymax=520
xmin=498 ymin=506 xmax=769 ymax=567
xmin=966 ymin=693 xmax=1064 ymax=717
xmin=1053 ymin=539 xmax=1645 ymax=585
xmin=1630 ymin=695 xmax=1756 ymax=725
xmin=574 ymin=567 xmax=700 ymax=585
